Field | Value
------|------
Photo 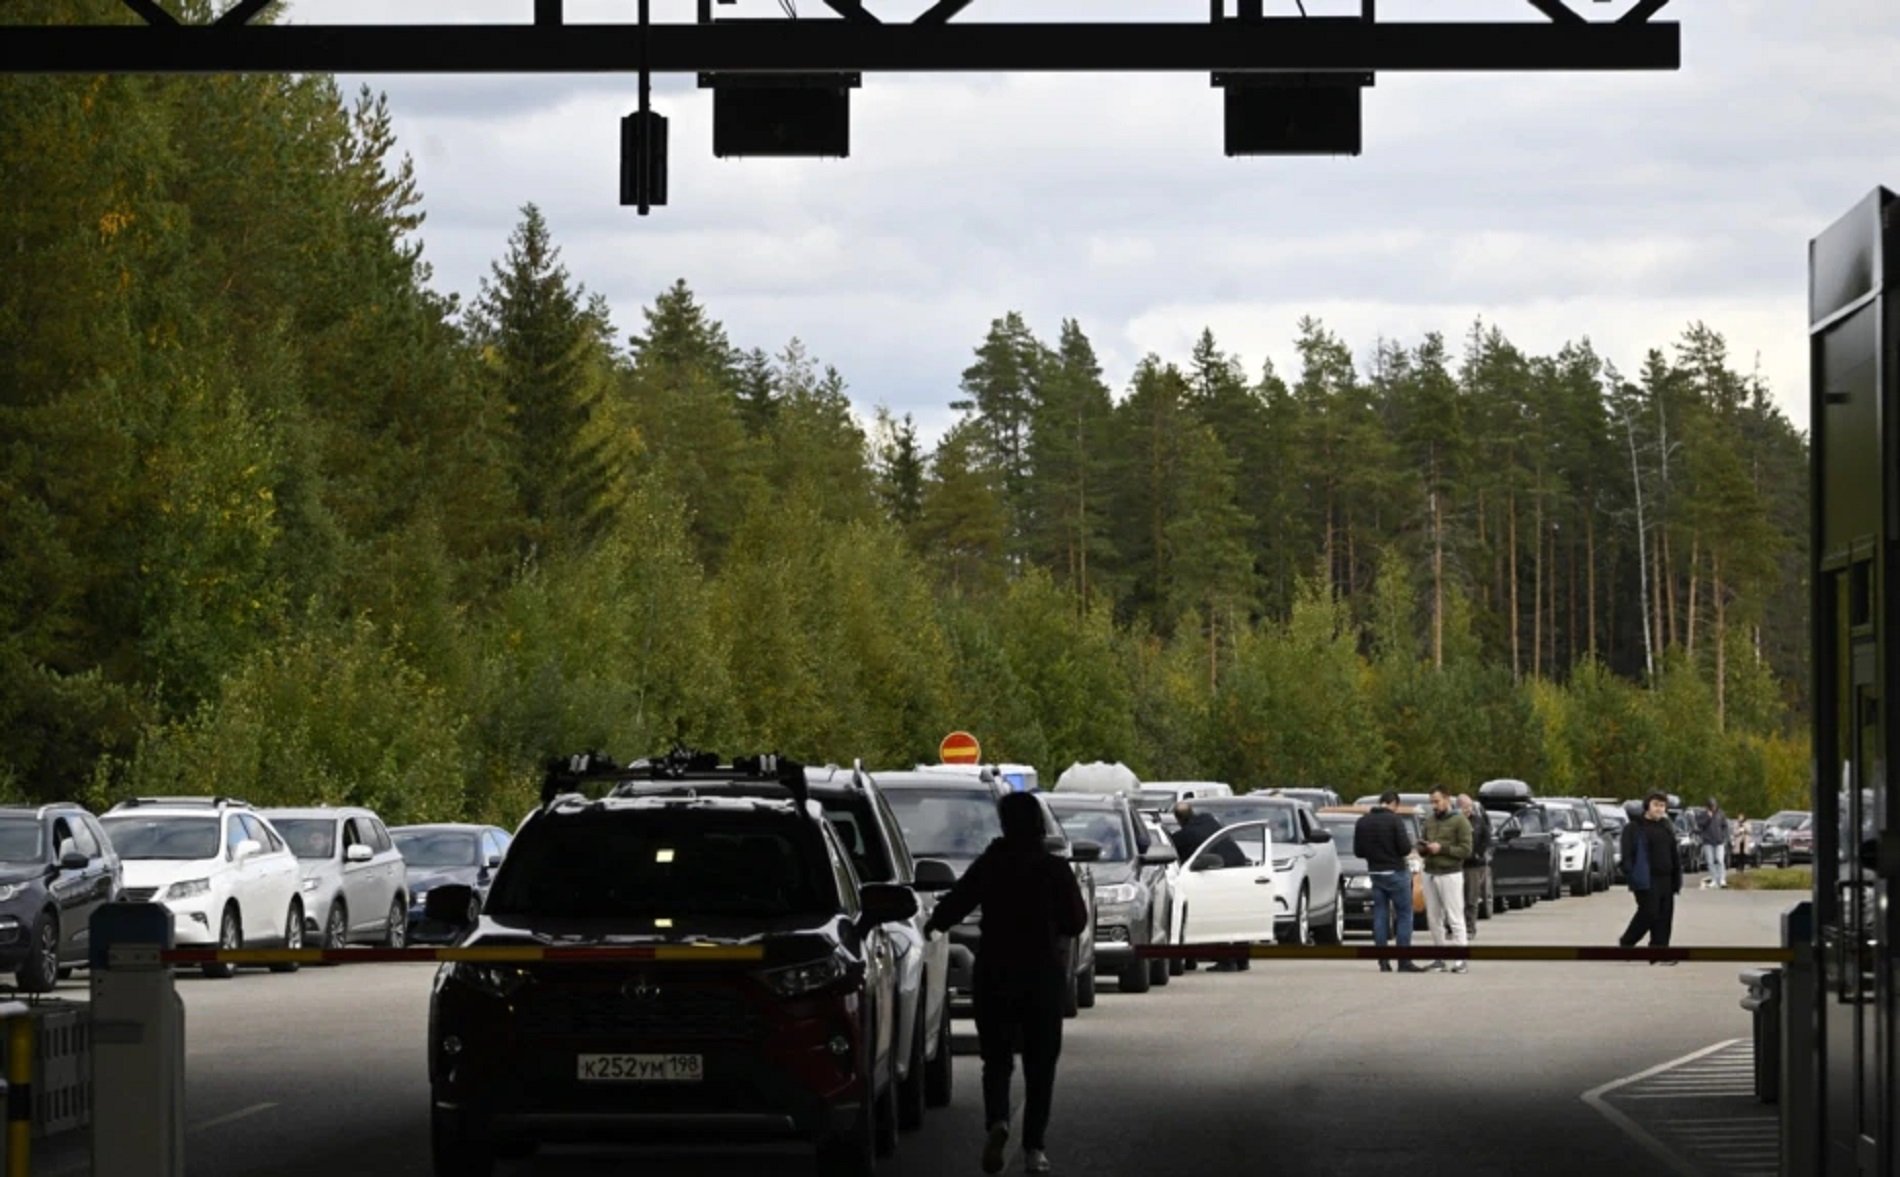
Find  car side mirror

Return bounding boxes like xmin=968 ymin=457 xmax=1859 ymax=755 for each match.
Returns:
xmin=1139 ymin=844 xmax=1176 ymax=865
xmin=859 ymin=882 xmax=919 ymax=930
xmin=59 ymin=851 xmax=89 ymax=872
xmin=1500 ymin=828 xmax=1519 ymax=842
xmin=485 ymin=855 xmax=503 ymax=869
xmin=1042 ymin=834 xmax=1069 ymax=855
xmin=1306 ymin=828 xmax=1333 ymax=845
xmin=234 ymin=838 xmax=263 ymax=861
xmin=424 ymin=884 xmax=476 ymax=926
xmin=1070 ymin=840 xmax=1102 ymax=864
xmin=345 ymin=844 xmax=374 ymax=863
xmin=911 ymin=858 xmax=957 ymax=892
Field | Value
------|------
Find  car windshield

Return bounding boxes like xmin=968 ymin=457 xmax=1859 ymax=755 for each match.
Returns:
xmin=1051 ymin=808 xmax=1130 ymax=861
xmin=1319 ymin=817 xmax=1358 ymax=846
xmin=1515 ymin=809 xmax=1548 ymax=834
xmin=100 ymin=816 xmax=219 ymax=860
xmin=1768 ymin=812 xmax=1808 ymax=830
xmin=882 ymin=789 xmax=1003 ymax=860
xmin=819 ymin=801 xmax=894 ymax=883
xmin=1549 ymin=807 xmax=1580 ymax=831
xmin=486 ymin=812 xmax=833 ymax=919
xmin=1196 ymin=803 xmax=1299 ymax=844
xmin=272 ymin=819 xmax=336 ymax=860
xmin=1133 ymin=790 xmax=1181 ymax=810
xmin=393 ymin=831 xmax=479 ymax=868
xmin=0 ymin=819 xmax=43 ymax=863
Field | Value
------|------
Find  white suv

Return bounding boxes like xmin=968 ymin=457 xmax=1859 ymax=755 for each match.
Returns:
xmin=262 ymin=807 xmax=409 ymax=948
xmin=99 ymin=797 xmax=305 ymax=978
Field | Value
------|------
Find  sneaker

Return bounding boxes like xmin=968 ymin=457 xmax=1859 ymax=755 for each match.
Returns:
xmin=1025 ymin=1149 xmax=1052 ymax=1174
xmin=1397 ymin=962 xmax=1427 ymax=973
xmin=1450 ymin=962 xmax=1468 ymax=974
xmin=982 ymin=1123 xmax=1010 ymax=1174
xmin=1425 ymin=960 xmax=1447 ymax=972
xmin=1378 ymin=961 xmax=1393 ymax=973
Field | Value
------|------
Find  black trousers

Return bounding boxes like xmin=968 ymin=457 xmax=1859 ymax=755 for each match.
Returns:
xmin=973 ymin=964 xmax=1066 ymax=1150
xmin=1619 ymin=887 xmax=1677 ymax=948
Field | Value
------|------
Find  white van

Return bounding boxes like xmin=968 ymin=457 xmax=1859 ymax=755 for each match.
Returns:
xmin=1132 ymin=781 xmax=1235 ymax=812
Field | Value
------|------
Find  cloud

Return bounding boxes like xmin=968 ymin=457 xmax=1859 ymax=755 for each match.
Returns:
xmin=282 ymin=0 xmax=1900 ymax=440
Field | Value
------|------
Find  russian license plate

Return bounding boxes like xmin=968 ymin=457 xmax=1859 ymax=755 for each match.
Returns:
xmin=577 ymin=1053 xmax=703 ymax=1082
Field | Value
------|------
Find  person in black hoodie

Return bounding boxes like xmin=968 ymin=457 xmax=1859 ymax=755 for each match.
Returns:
xmin=1619 ymin=791 xmax=1684 ymax=960
xmin=924 ymin=791 xmax=1087 ymax=1176
xmin=1353 ymin=791 xmax=1424 ymax=973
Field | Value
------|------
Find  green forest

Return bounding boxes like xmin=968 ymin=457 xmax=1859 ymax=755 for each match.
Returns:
xmin=1 ymin=3 xmax=1813 ymax=825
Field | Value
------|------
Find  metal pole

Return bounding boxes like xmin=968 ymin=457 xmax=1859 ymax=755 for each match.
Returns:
xmin=5 ymin=1012 xmax=30 ymax=1177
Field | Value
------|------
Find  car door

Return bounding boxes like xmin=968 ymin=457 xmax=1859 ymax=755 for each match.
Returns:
xmin=1176 ymin=822 xmax=1274 ymax=944
xmin=47 ymin=816 xmax=96 ymax=958
xmin=366 ymin=818 xmax=404 ymax=929
xmin=240 ymin=814 xmax=298 ymax=937
xmin=338 ymin=817 xmax=378 ymax=935
xmin=1298 ymin=808 xmax=1342 ymax=917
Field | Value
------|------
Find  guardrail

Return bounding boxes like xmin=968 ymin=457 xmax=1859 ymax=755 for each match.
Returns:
xmin=157 ymin=944 xmax=767 ymax=966
xmin=1132 ymin=943 xmax=1795 ymax=963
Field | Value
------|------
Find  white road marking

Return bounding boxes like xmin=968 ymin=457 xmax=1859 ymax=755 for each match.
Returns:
xmin=194 ymin=1102 xmax=279 ymax=1132
xmin=1581 ymin=1039 xmax=1748 ymax=1177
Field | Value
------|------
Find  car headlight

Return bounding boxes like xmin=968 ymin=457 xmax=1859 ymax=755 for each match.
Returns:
xmin=760 ymin=953 xmax=848 ymax=998
xmin=0 ymin=883 xmax=25 ymax=903
xmin=165 ymin=879 xmax=210 ymax=900
xmin=447 ymin=963 xmax=529 ymax=999
xmin=1272 ymin=859 xmax=1296 ymax=872
xmin=1346 ymin=876 xmax=1372 ymax=893
xmin=300 ymin=878 xmax=321 ymax=893
xmin=410 ymin=885 xmax=431 ymax=903
xmin=1095 ymin=883 xmax=1140 ymax=906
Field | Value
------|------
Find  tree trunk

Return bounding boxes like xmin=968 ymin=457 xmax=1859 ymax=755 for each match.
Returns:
xmin=1714 ymin=555 xmax=1727 ymax=730
xmin=1323 ymin=493 xmax=1336 ymax=601
xmin=1686 ymin=533 xmax=1700 ymax=659
xmin=1622 ymin=408 xmax=1654 ymax=679
xmin=1586 ymin=510 xmax=1598 ymax=662
xmin=1509 ymin=492 xmax=1521 ymax=681
xmin=1532 ymin=495 xmax=1544 ymax=680
xmin=1663 ymin=529 xmax=1678 ymax=650
xmin=1652 ymin=529 xmax=1666 ymax=663
xmin=1431 ymin=479 xmax=1445 ymax=670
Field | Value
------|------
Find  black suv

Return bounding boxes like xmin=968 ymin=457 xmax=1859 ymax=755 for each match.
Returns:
xmin=0 ymin=803 xmax=120 ymax=990
xmin=425 ymin=753 xmax=916 ymax=1177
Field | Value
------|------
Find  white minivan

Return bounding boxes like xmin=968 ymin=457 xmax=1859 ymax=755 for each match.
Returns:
xmin=100 ymin=797 xmax=305 ymax=978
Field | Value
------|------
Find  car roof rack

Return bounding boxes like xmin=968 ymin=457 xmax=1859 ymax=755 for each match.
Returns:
xmin=550 ymin=748 xmax=811 ymax=811
xmin=109 ymin=795 xmax=249 ymax=811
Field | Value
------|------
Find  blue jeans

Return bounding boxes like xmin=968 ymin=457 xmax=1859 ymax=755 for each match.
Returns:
xmin=1702 ymin=843 xmax=1727 ymax=886
xmin=1369 ymin=871 xmax=1414 ymax=954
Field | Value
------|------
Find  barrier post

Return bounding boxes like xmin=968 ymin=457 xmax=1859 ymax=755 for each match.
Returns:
xmin=1779 ymin=901 xmax=1815 ymax=1177
xmin=4 ymin=1010 xmax=29 ymax=1177
xmin=88 ymin=903 xmax=184 ymax=1177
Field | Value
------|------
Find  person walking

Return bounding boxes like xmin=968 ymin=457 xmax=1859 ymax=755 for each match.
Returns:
xmin=1619 ymin=791 xmax=1685 ymax=961
xmin=1731 ymin=812 xmax=1752 ymax=875
xmin=923 ymin=791 xmax=1088 ymax=1175
xmin=1457 ymin=794 xmax=1492 ymax=935
xmin=1418 ymin=787 xmax=1473 ymax=973
xmin=1697 ymin=798 xmax=1731 ymax=889
xmin=1353 ymin=791 xmax=1424 ymax=973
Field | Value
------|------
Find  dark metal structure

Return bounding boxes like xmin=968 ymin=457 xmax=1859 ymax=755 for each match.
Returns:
xmin=2 ymin=1 xmax=1679 ymax=210
xmin=1808 ymin=188 xmax=1900 ymax=1177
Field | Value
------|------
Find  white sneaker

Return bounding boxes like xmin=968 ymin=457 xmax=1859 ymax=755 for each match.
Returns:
xmin=1025 ymin=1149 xmax=1052 ymax=1174
xmin=982 ymin=1123 xmax=1010 ymax=1175
xmin=1450 ymin=962 xmax=1468 ymax=974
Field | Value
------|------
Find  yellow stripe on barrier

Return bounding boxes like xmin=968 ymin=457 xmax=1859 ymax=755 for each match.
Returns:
xmin=6 ymin=1013 xmax=31 ymax=1177
xmin=1131 ymin=944 xmax=1796 ymax=963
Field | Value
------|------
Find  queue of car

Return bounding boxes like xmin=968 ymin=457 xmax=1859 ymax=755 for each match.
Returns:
xmin=0 ymin=762 xmax=1813 ymax=1176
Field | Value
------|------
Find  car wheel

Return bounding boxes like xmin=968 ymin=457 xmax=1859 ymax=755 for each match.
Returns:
xmin=897 ymin=999 xmax=927 ymax=1130
xmin=431 ymin=1107 xmax=496 ymax=1177
xmin=1568 ymin=872 xmax=1589 ymax=898
xmin=924 ymin=998 xmax=953 ymax=1109
xmin=1290 ymin=888 xmax=1314 ymax=947
xmin=1150 ymin=954 xmax=1170 ymax=987
xmin=1547 ymin=874 xmax=1563 ymax=902
xmin=203 ymin=906 xmax=240 ymax=980
xmin=1121 ymin=956 xmax=1151 ymax=993
xmin=325 ymin=902 xmax=349 ymax=950
xmin=1076 ymin=961 xmax=1097 ymax=1008
xmin=386 ymin=896 xmax=408 ymax=948
xmin=873 ymin=1048 xmax=899 ymax=1158
xmin=1313 ymin=894 xmax=1343 ymax=945
xmin=269 ymin=900 xmax=304 ymax=972
xmin=14 ymin=911 xmax=59 ymax=993
xmin=814 ymin=1093 xmax=876 ymax=1177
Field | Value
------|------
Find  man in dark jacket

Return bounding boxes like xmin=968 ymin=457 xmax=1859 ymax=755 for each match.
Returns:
xmin=1353 ymin=791 xmax=1423 ymax=973
xmin=1169 ymin=801 xmax=1246 ymax=971
xmin=1619 ymin=791 xmax=1685 ymax=959
xmin=925 ymin=791 xmax=1087 ymax=1175
xmin=1458 ymin=794 xmax=1493 ymax=936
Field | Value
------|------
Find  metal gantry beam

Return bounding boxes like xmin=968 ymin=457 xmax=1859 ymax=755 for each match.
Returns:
xmin=0 ymin=19 xmax=1680 ymax=75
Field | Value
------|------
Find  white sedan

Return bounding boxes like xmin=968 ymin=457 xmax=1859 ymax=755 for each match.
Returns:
xmin=1170 ymin=820 xmax=1281 ymax=948
xmin=1170 ymin=797 xmax=1345 ymax=946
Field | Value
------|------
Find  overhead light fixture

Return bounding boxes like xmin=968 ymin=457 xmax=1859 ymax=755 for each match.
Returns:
xmin=1214 ymin=71 xmax=1371 ymax=157
xmin=702 ymin=71 xmax=859 ymax=158
xmin=621 ymin=108 xmax=668 ymax=208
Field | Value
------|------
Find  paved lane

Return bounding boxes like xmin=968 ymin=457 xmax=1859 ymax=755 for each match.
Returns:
xmin=40 ymin=885 xmax=1793 ymax=1177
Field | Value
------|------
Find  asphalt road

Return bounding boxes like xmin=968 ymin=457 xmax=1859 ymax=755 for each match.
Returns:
xmin=37 ymin=882 xmax=1796 ymax=1177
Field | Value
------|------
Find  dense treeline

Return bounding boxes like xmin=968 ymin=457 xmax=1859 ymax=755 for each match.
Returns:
xmin=1 ymin=5 xmax=1812 ymax=825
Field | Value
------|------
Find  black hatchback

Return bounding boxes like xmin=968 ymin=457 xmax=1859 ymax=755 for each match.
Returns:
xmin=0 ymin=804 xmax=121 ymax=990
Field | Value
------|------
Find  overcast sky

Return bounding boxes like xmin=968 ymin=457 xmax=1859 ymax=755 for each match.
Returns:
xmin=296 ymin=0 xmax=1900 ymax=443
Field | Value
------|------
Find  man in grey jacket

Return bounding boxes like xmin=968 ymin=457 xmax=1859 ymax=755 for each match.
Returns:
xmin=1697 ymin=799 xmax=1731 ymax=889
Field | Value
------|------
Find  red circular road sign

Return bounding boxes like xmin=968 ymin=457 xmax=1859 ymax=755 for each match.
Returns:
xmin=939 ymin=731 xmax=981 ymax=764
